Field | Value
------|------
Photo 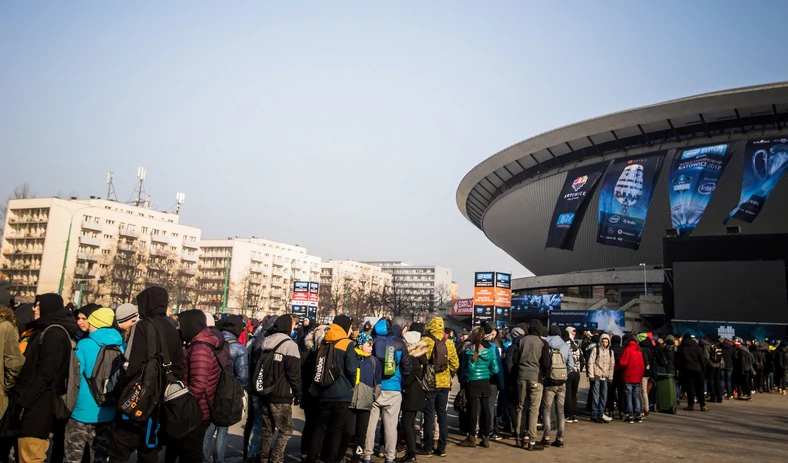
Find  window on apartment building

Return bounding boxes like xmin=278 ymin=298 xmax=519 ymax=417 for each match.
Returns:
xmin=127 ymin=211 xmax=133 ymax=215
xmin=101 ymin=249 xmax=110 ymax=255
xmin=104 ymin=234 xmax=112 ymax=239
xmin=105 ymin=219 xmax=114 ymax=225
xmin=100 ymin=264 xmax=108 ymax=269
xmin=171 ymin=233 xmax=179 ymax=238
xmin=151 ymin=229 xmax=159 ymax=235
xmin=170 ymin=246 xmax=177 ymax=251
xmin=141 ymin=227 xmax=148 ymax=234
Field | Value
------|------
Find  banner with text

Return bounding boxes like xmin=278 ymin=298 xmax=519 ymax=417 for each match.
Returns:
xmin=545 ymin=162 xmax=609 ymax=250
xmin=308 ymin=282 xmax=319 ymax=306
xmin=725 ymin=138 xmax=788 ymax=224
xmin=669 ymin=143 xmax=730 ymax=236
xmin=292 ymin=281 xmax=309 ymax=304
xmin=494 ymin=272 xmax=512 ymax=322
xmin=597 ymin=152 xmax=665 ymax=250
xmin=549 ymin=310 xmax=625 ymax=336
xmin=451 ymin=298 xmax=474 ymax=316
xmin=473 ymin=272 xmax=495 ymax=326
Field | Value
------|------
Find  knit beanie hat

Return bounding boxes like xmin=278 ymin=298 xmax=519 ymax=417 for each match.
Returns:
xmin=115 ymin=303 xmax=139 ymax=324
xmin=356 ymin=332 xmax=372 ymax=347
xmin=88 ymin=308 xmax=115 ymax=329
xmin=333 ymin=315 xmax=352 ymax=333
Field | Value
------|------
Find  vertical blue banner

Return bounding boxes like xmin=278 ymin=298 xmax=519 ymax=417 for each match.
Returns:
xmin=725 ymin=138 xmax=788 ymax=224
xmin=669 ymin=143 xmax=730 ymax=236
xmin=545 ymin=162 xmax=609 ymax=250
xmin=597 ymin=152 xmax=665 ymax=250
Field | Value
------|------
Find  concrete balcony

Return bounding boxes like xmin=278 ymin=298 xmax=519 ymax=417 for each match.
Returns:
xmin=77 ymin=252 xmax=99 ymax=262
xmin=181 ymin=267 xmax=198 ymax=276
xmin=81 ymin=220 xmax=103 ymax=233
xmin=271 ymin=289 xmax=285 ymax=298
xmin=118 ymin=227 xmax=139 ymax=239
xmin=151 ymin=234 xmax=170 ymax=245
xmin=181 ymin=252 xmax=198 ymax=262
xmin=149 ymin=247 xmax=168 ymax=257
xmin=117 ymin=242 xmax=136 ymax=252
xmin=79 ymin=235 xmax=103 ymax=247
xmin=182 ymin=240 xmax=199 ymax=249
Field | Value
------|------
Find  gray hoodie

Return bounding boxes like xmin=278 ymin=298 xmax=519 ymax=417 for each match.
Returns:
xmin=513 ymin=320 xmax=551 ymax=382
xmin=587 ymin=333 xmax=615 ymax=380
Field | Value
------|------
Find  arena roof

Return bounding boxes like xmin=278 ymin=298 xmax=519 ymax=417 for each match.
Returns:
xmin=457 ymin=82 xmax=788 ymax=229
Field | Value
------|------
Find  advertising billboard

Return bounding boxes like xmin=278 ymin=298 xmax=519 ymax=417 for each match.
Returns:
xmin=546 ymin=162 xmax=609 ymax=250
xmin=308 ymin=282 xmax=320 ymax=306
xmin=549 ymin=310 xmax=625 ymax=336
xmin=494 ymin=272 xmax=512 ymax=321
xmin=474 ymin=272 xmax=495 ymax=287
xmin=511 ymin=294 xmax=562 ymax=314
xmin=473 ymin=271 xmax=495 ymax=326
xmin=292 ymin=281 xmax=309 ymax=304
xmin=725 ymin=138 xmax=788 ymax=224
xmin=292 ymin=305 xmax=308 ymax=321
xmin=451 ymin=298 xmax=474 ymax=316
xmin=669 ymin=321 xmax=787 ymax=343
xmin=597 ymin=152 xmax=665 ymax=250
xmin=669 ymin=143 xmax=730 ymax=236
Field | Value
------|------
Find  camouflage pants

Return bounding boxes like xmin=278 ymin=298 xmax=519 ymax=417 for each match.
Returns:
xmin=64 ymin=419 xmax=112 ymax=463
xmin=259 ymin=402 xmax=293 ymax=463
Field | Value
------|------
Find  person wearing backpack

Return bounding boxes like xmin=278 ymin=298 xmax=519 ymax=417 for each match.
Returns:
xmin=63 ymin=308 xmax=123 ymax=463
xmin=306 ymin=315 xmax=358 ymax=463
xmin=457 ymin=324 xmax=498 ymax=449
xmin=203 ymin=314 xmax=249 ymax=463
xmin=538 ymin=325 xmax=571 ymax=448
xmin=299 ymin=324 xmax=328 ymax=463
xmin=676 ymin=333 xmax=708 ymax=411
xmin=245 ymin=314 xmax=279 ymax=463
xmin=11 ymin=293 xmax=78 ymax=463
xmin=400 ymin=324 xmax=428 ymax=463
xmin=703 ymin=337 xmax=723 ymax=403
xmin=0 ymin=289 xmax=25 ymax=463
xmin=420 ymin=317 xmax=458 ymax=458
xmin=563 ymin=327 xmax=581 ymax=424
xmin=587 ymin=333 xmax=614 ymax=424
xmin=511 ymin=319 xmax=550 ymax=451
xmin=616 ymin=336 xmax=645 ymax=423
xmin=347 ymin=333 xmax=379 ymax=463
xmin=255 ymin=315 xmax=301 ymax=463
xmin=638 ymin=335 xmax=654 ymax=416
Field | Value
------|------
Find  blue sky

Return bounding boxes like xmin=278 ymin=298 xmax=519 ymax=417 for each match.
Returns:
xmin=2 ymin=1 xmax=787 ymax=297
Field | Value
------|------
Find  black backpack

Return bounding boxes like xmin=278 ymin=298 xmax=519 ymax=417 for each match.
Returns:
xmin=158 ymin=325 xmax=203 ymax=440
xmin=313 ymin=341 xmax=341 ymax=388
xmin=251 ymin=338 xmax=290 ymax=396
xmin=427 ymin=334 xmax=449 ymax=374
xmin=84 ymin=343 xmax=123 ymax=406
xmin=40 ymin=324 xmax=81 ymax=420
xmin=117 ymin=320 xmax=163 ymax=422
xmin=201 ymin=344 xmax=245 ymax=427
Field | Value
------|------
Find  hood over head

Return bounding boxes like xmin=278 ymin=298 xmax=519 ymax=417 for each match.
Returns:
xmin=549 ymin=325 xmax=562 ymax=337
xmin=373 ymin=319 xmax=391 ymax=337
xmin=222 ymin=314 xmax=245 ymax=338
xmin=565 ymin=326 xmax=576 ymax=339
xmin=425 ymin=317 xmax=445 ymax=339
xmin=546 ymin=334 xmax=566 ymax=350
xmin=305 ymin=325 xmax=329 ymax=351
xmin=179 ymin=309 xmax=207 ymax=344
xmin=204 ymin=311 xmax=215 ymax=327
xmin=528 ymin=319 xmax=546 ymax=337
xmin=325 ymin=323 xmax=350 ymax=343
xmin=403 ymin=331 xmax=422 ymax=346
xmin=75 ymin=303 xmax=100 ymax=320
xmin=625 ymin=338 xmax=639 ymax=348
xmin=14 ymin=303 xmax=35 ymax=333
xmin=409 ymin=322 xmax=425 ymax=336
xmin=136 ymin=286 xmax=168 ymax=318
xmin=36 ymin=293 xmax=78 ymax=333
xmin=599 ymin=333 xmax=611 ymax=347
xmin=611 ymin=334 xmax=621 ymax=346
xmin=273 ymin=314 xmax=293 ymax=335
xmin=510 ymin=326 xmax=526 ymax=339
xmin=640 ymin=337 xmax=653 ymax=348
xmin=332 ymin=315 xmax=352 ymax=334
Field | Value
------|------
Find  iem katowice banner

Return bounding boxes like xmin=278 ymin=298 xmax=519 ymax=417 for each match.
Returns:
xmin=545 ymin=162 xmax=609 ymax=250
xmin=473 ymin=272 xmax=495 ymax=327
xmin=669 ymin=143 xmax=730 ymax=236
xmin=493 ymin=272 xmax=512 ymax=329
xmin=308 ymin=282 xmax=320 ymax=319
xmin=725 ymin=138 xmax=788 ymax=224
xmin=597 ymin=152 xmax=665 ymax=250
xmin=291 ymin=281 xmax=310 ymax=321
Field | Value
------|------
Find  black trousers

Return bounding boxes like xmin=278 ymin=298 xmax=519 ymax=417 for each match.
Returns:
xmin=164 ymin=419 xmax=210 ymax=463
xmin=564 ymin=371 xmax=580 ymax=418
xmin=349 ymin=409 xmax=370 ymax=457
xmin=506 ymin=386 xmax=520 ymax=435
xmin=107 ymin=419 xmax=162 ymax=463
xmin=682 ymin=371 xmax=706 ymax=407
xmin=606 ymin=373 xmax=625 ymax=415
xmin=466 ymin=380 xmax=491 ymax=438
xmin=401 ymin=411 xmax=418 ymax=458
xmin=739 ymin=371 xmax=752 ymax=397
xmin=306 ymin=402 xmax=353 ymax=463
xmin=300 ymin=395 xmax=320 ymax=457
xmin=706 ymin=368 xmax=722 ymax=401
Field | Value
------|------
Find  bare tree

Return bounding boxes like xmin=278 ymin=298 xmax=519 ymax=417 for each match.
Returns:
xmin=108 ymin=242 xmax=147 ymax=305
xmin=434 ymin=283 xmax=452 ymax=314
xmin=233 ymin=268 xmax=265 ymax=317
xmin=0 ymin=183 xmax=36 ymax=237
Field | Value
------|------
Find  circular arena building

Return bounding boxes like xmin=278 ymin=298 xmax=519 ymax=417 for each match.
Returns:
xmin=457 ymin=83 xmax=788 ymax=330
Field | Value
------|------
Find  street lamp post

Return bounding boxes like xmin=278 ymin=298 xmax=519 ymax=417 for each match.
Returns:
xmin=639 ymin=263 xmax=647 ymax=297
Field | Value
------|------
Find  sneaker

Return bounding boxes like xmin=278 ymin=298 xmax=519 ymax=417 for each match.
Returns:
xmin=551 ymin=440 xmax=564 ymax=448
xmin=489 ymin=434 xmax=503 ymax=441
xmin=416 ymin=449 xmax=433 ymax=457
xmin=624 ymin=415 xmax=633 ymax=423
xmin=432 ymin=450 xmax=446 ymax=458
xmin=526 ymin=443 xmax=544 ymax=451
xmin=479 ymin=438 xmax=490 ymax=449
xmin=457 ymin=437 xmax=476 ymax=448
xmin=634 ymin=417 xmax=642 ymax=423
xmin=538 ymin=438 xmax=550 ymax=447
xmin=572 ymin=416 xmax=579 ymax=423
xmin=701 ymin=405 xmax=710 ymax=411
xmin=602 ymin=414 xmax=613 ymax=422
xmin=395 ymin=457 xmax=417 ymax=463
xmin=683 ymin=406 xmax=694 ymax=411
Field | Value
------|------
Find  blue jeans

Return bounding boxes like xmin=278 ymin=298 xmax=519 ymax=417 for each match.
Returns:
xmin=203 ymin=423 xmax=229 ymax=463
xmin=247 ymin=396 xmax=264 ymax=457
xmin=722 ymin=368 xmax=734 ymax=398
xmin=423 ymin=388 xmax=449 ymax=452
xmin=624 ymin=383 xmax=641 ymax=416
xmin=591 ymin=379 xmax=608 ymax=419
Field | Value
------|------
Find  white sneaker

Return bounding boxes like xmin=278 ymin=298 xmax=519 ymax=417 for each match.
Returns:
xmin=602 ymin=414 xmax=613 ymax=422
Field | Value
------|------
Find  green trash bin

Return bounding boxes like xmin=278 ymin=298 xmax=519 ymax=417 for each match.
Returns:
xmin=656 ymin=373 xmax=677 ymax=414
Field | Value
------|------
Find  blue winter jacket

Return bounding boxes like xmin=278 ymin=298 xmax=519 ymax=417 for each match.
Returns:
xmin=73 ymin=327 xmax=125 ymax=424
xmin=372 ymin=320 xmax=412 ymax=392
xmin=223 ymin=330 xmax=249 ymax=387
xmin=491 ymin=344 xmax=505 ymax=390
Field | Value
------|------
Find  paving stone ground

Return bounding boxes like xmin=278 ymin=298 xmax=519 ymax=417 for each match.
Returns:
xmin=143 ymin=378 xmax=788 ymax=462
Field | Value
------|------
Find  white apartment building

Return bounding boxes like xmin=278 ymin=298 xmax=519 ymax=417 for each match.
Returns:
xmin=364 ymin=261 xmax=453 ymax=313
xmin=197 ymin=237 xmax=321 ymax=316
xmin=0 ymin=197 xmax=201 ymax=306
xmin=320 ymin=260 xmax=393 ymax=316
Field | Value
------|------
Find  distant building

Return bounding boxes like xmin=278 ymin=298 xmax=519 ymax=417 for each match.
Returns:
xmin=364 ymin=261 xmax=452 ymax=314
xmin=197 ymin=237 xmax=321 ymax=316
xmin=320 ymin=260 xmax=393 ymax=317
xmin=451 ymin=281 xmax=459 ymax=301
xmin=0 ymin=197 xmax=201 ymax=306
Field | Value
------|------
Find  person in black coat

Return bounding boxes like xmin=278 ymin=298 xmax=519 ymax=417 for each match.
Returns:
xmin=107 ymin=286 xmax=184 ymax=463
xmin=12 ymin=293 xmax=78 ymax=463
xmin=400 ymin=324 xmax=428 ymax=463
xmin=676 ymin=334 xmax=707 ymax=411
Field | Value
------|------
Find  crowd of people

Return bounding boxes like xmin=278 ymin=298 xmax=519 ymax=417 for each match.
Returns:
xmin=1 ymin=282 xmax=787 ymax=463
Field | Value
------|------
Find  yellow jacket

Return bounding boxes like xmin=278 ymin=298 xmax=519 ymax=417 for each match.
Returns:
xmin=423 ymin=317 xmax=459 ymax=389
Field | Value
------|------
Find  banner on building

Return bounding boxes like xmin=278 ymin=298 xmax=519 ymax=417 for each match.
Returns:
xmin=494 ymin=272 xmax=512 ymax=322
xmin=308 ymin=282 xmax=320 ymax=307
xmin=473 ymin=272 xmax=495 ymax=326
xmin=511 ymin=294 xmax=562 ymax=314
xmin=597 ymin=152 xmax=665 ymax=250
xmin=292 ymin=305 xmax=308 ymax=321
xmin=725 ymin=138 xmax=788 ymax=224
xmin=292 ymin=281 xmax=309 ymax=304
xmin=549 ymin=309 xmax=625 ymax=336
xmin=546 ymin=162 xmax=609 ymax=250
xmin=669 ymin=143 xmax=730 ymax=236
xmin=451 ymin=298 xmax=474 ymax=316
xmin=669 ymin=321 xmax=787 ymax=342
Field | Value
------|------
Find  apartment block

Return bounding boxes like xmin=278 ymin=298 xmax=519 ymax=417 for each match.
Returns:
xmin=364 ymin=261 xmax=453 ymax=312
xmin=197 ymin=237 xmax=321 ymax=316
xmin=0 ymin=197 xmax=201 ymax=306
xmin=320 ymin=260 xmax=393 ymax=316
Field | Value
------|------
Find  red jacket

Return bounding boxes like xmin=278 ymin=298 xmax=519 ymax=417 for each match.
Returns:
xmin=184 ymin=328 xmax=222 ymax=420
xmin=617 ymin=339 xmax=645 ymax=384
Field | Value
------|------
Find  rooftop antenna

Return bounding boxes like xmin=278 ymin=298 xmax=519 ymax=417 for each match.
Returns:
xmin=106 ymin=171 xmax=118 ymax=201
xmin=175 ymin=192 xmax=185 ymax=215
xmin=130 ymin=166 xmax=147 ymax=207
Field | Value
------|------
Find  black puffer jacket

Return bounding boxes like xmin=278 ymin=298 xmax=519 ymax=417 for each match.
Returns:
xmin=13 ymin=294 xmax=78 ymax=439
xmin=639 ymin=338 xmax=654 ymax=378
xmin=676 ymin=335 xmax=705 ymax=375
xmin=720 ymin=341 xmax=735 ymax=369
